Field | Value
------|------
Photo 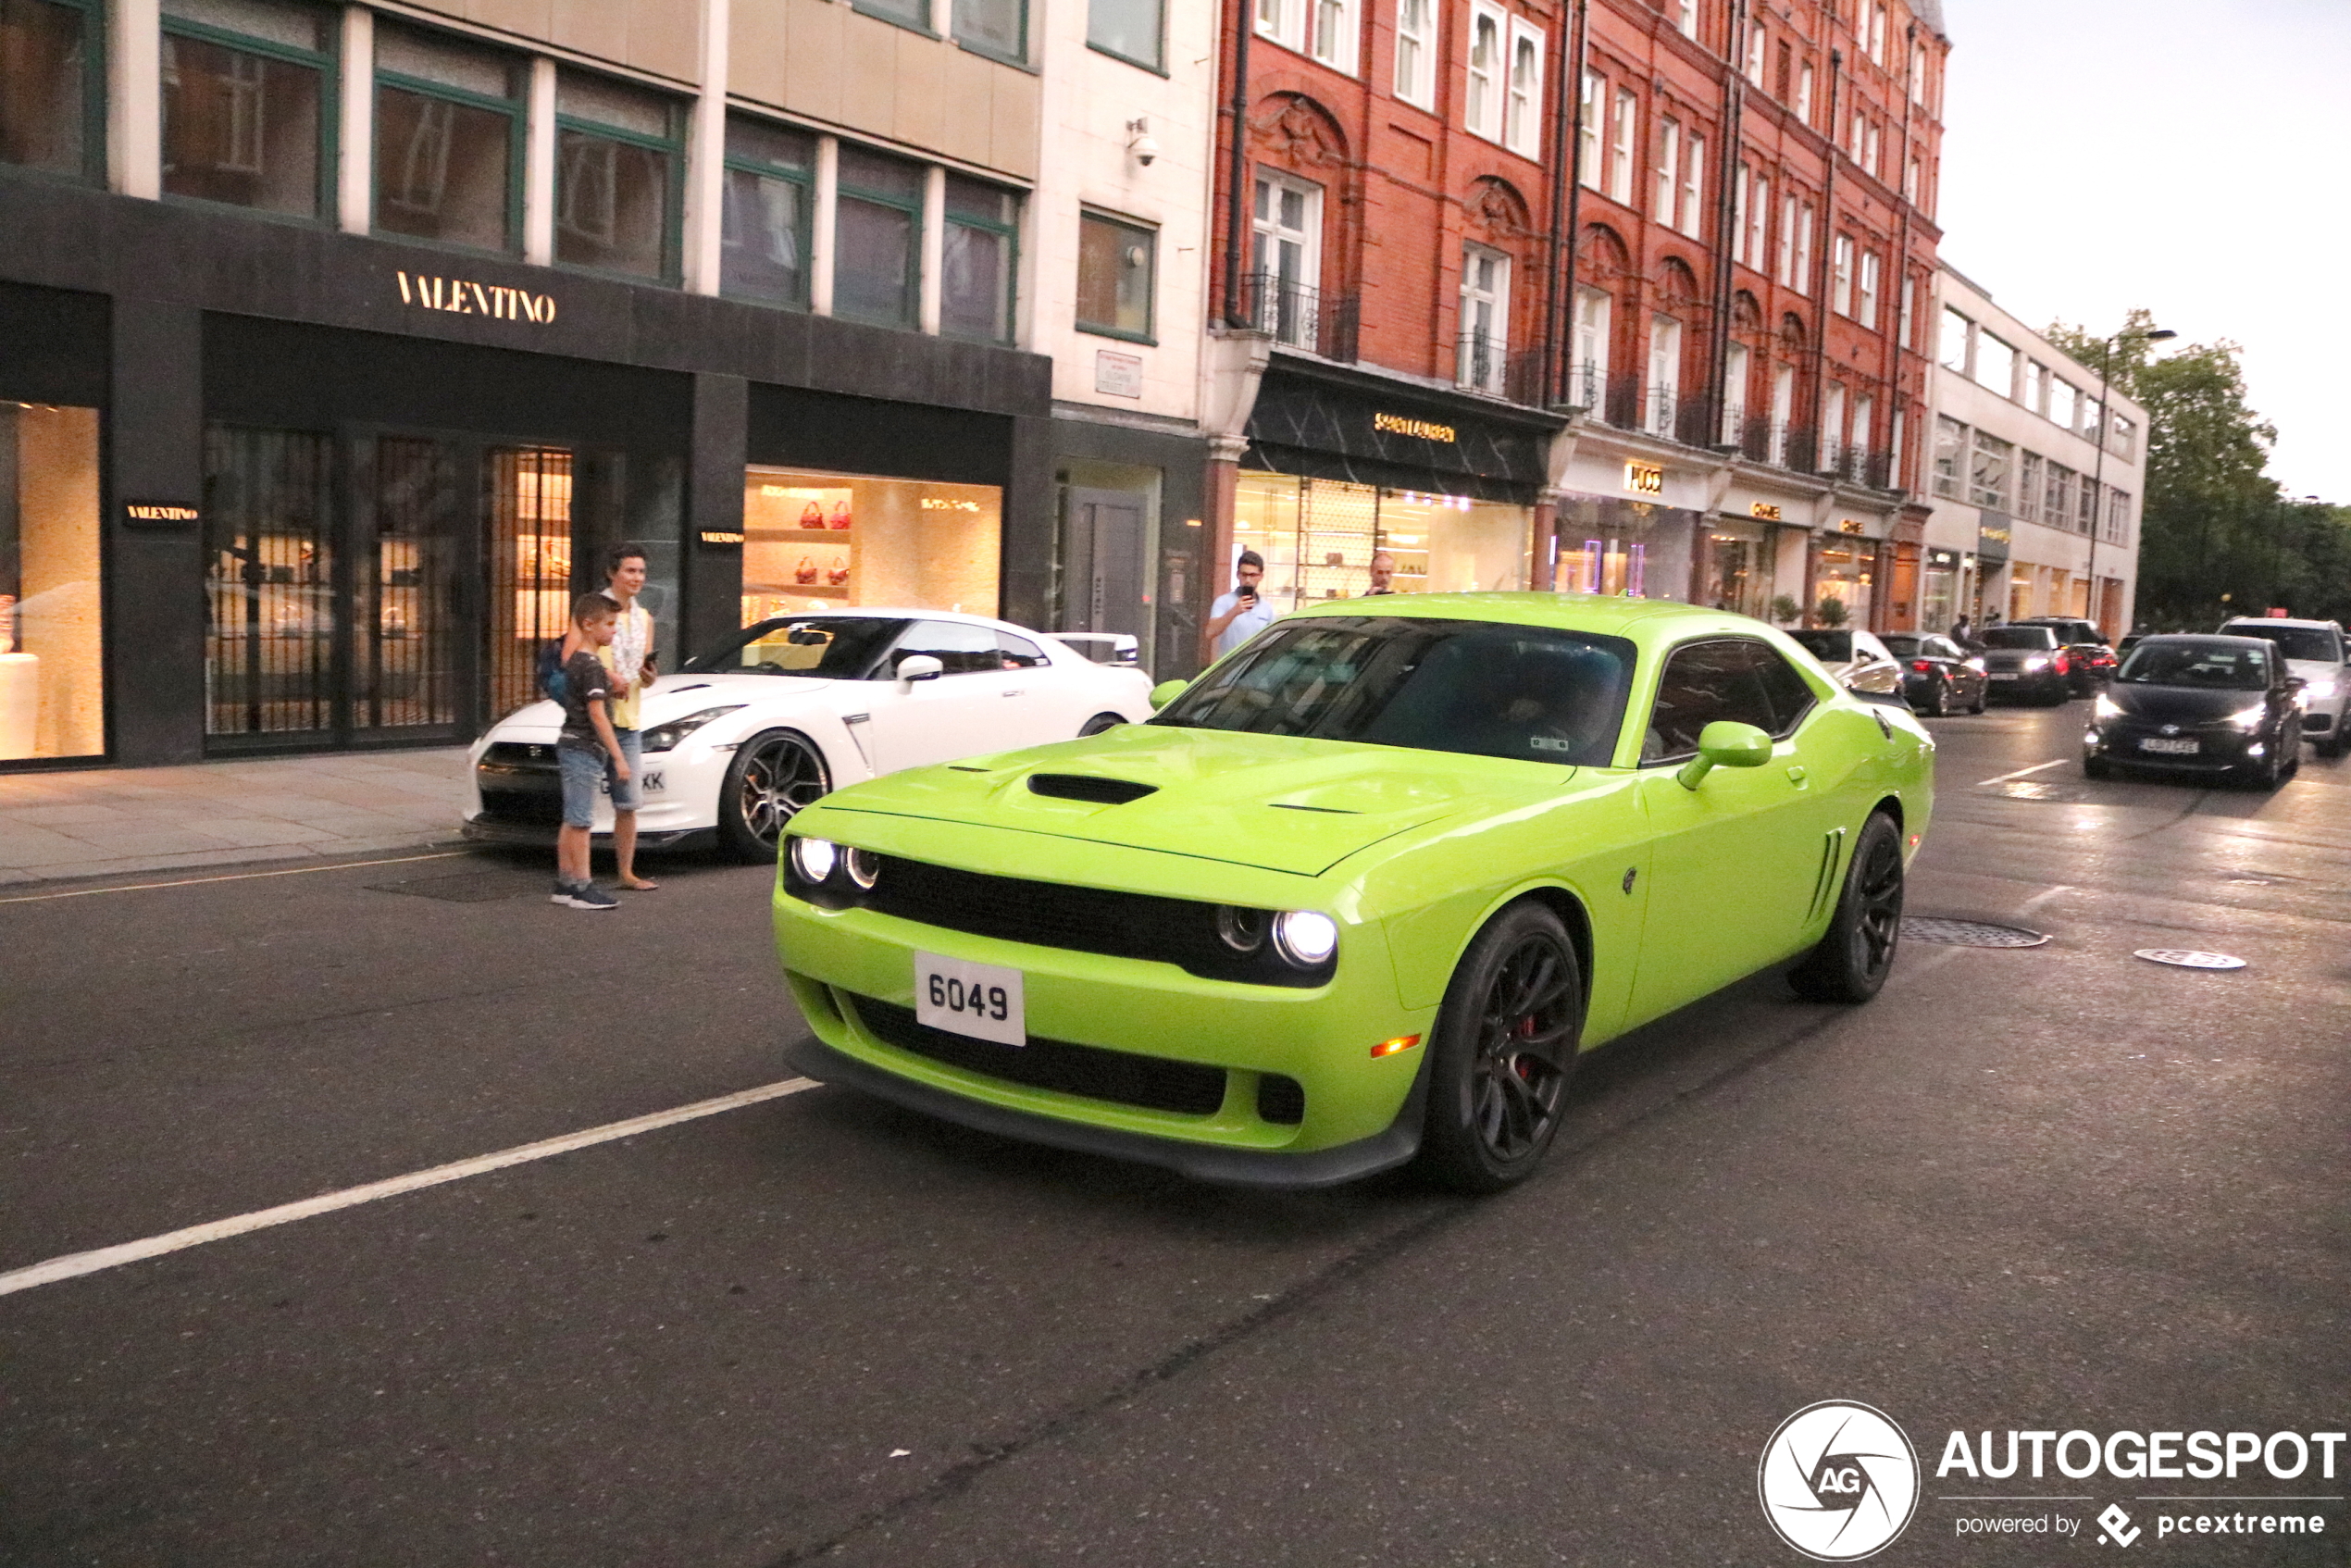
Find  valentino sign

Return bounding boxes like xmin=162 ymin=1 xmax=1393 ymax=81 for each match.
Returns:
xmin=395 ymin=270 xmax=558 ymax=323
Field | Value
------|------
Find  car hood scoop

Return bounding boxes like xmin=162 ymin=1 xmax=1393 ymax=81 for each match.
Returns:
xmin=827 ymin=726 xmax=1571 ymax=877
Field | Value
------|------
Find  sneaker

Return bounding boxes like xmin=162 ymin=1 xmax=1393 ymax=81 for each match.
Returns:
xmin=552 ymin=878 xmax=581 ymax=905
xmin=565 ymin=882 xmax=618 ymax=910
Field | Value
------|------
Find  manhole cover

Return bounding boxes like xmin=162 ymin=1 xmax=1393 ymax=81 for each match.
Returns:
xmin=367 ymin=868 xmax=546 ymax=902
xmin=1901 ymin=917 xmax=2052 ymax=949
xmin=2134 ymin=949 xmax=2247 ymax=971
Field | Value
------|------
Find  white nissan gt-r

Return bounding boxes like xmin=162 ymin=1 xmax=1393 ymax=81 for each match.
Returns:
xmin=464 ymin=609 xmax=1155 ymax=859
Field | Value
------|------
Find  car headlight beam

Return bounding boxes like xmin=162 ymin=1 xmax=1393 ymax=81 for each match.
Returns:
xmin=2021 ymin=655 xmax=2049 ymax=672
xmin=790 ymin=836 xmax=839 ymax=883
xmin=1272 ymin=910 xmax=1339 ymax=967
xmin=2094 ymin=693 xmax=2121 ymax=720
xmin=2226 ymin=703 xmax=2268 ymax=730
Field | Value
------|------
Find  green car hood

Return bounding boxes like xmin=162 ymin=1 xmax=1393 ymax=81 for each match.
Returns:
xmin=817 ymin=724 xmax=1575 ymax=877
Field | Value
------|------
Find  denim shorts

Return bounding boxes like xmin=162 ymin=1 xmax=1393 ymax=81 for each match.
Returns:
xmin=556 ymin=728 xmax=642 ymax=828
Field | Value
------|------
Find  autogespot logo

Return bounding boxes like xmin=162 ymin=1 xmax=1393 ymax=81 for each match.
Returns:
xmin=1760 ymin=1400 xmax=1922 ymax=1561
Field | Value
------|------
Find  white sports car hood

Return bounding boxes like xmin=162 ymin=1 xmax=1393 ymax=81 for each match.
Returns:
xmin=485 ymin=672 xmax=842 ymax=736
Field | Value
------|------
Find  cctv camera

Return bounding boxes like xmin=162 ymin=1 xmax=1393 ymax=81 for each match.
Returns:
xmin=1132 ymin=134 xmax=1160 ymax=166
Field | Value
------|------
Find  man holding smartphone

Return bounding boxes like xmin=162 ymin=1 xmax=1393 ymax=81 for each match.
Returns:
xmin=1206 ymin=549 xmax=1274 ymax=658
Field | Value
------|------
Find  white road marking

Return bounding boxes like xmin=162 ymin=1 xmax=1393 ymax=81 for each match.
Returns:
xmin=0 ymin=1077 xmax=818 ymax=1297
xmin=1973 ymin=758 xmax=2071 ymax=787
xmin=0 ymin=850 xmax=472 ymax=905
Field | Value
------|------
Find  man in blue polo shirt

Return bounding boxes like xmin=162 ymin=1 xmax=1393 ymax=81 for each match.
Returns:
xmin=1206 ymin=550 xmax=1274 ymax=658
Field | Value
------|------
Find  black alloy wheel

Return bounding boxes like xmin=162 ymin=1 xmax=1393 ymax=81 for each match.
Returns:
xmin=1967 ymin=677 xmax=1987 ymax=715
xmin=1788 ymin=812 xmax=1905 ymax=1003
xmin=718 ymin=729 xmax=832 ymax=860
xmin=1417 ymin=902 xmax=1585 ymax=1194
xmin=1920 ymin=677 xmax=1950 ymax=718
xmin=1077 ymin=711 xmax=1127 ymax=737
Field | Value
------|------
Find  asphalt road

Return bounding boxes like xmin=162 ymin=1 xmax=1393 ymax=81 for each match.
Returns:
xmin=3 ymin=700 xmax=2346 ymax=1567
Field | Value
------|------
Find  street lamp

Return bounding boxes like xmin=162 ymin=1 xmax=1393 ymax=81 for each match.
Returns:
xmin=2085 ymin=325 xmax=2176 ymax=638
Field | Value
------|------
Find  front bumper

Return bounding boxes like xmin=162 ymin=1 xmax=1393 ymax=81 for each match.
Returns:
xmin=467 ymin=736 xmax=722 ymax=842
xmin=2086 ymin=723 xmax=2269 ymax=774
xmin=1984 ymin=669 xmax=2068 ymax=701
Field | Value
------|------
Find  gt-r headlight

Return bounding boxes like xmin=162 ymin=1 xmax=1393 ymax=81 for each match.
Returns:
xmin=2094 ymin=693 xmax=2121 ymax=720
xmin=2021 ymin=655 xmax=2049 ymax=672
xmin=2225 ymin=704 xmax=2268 ymax=730
xmin=1272 ymin=910 xmax=1340 ymax=967
xmin=641 ymin=704 xmax=745 ymax=753
xmin=790 ymin=835 xmax=838 ymax=882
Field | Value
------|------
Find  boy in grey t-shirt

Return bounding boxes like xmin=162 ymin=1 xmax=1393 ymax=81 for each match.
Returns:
xmin=554 ymin=594 xmax=629 ymax=910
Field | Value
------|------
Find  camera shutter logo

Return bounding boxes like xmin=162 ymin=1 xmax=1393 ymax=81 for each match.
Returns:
xmin=1758 ymin=1400 xmax=1921 ymax=1560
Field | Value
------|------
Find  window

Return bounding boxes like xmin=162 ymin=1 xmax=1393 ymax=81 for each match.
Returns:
xmin=1774 ymin=193 xmax=1796 ymax=284
xmin=374 ymin=22 xmax=524 ymax=254
xmin=1250 ymin=170 xmax=1322 ymax=346
xmin=1570 ymin=286 xmax=1610 ymax=405
xmin=1938 ymin=305 xmax=1970 ymax=373
xmin=2017 ymin=452 xmax=2043 ymax=522
xmin=1796 ymin=61 xmax=1813 ymax=122
xmin=1744 ymin=25 xmax=1765 ymax=86
xmin=1260 ymin=0 xmax=1351 ymax=71
xmin=0 ymin=403 xmax=104 ymax=759
xmin=852 ymin=0 xmax=928 ymax=30
xmin=1723 ymin=342 xmax=1750 ymax=441
xmin=1465 ymin=4 xmax=1503 ymax=140
xmin=1393 ymin=0 xmax=1434 ymax=107
xmin=2044 ymin=461 xmax=2072 ymax=526
xmin=160 ymin=0 xmax=331 ymax=218
xmin=1576 ymin=70 xmax=1601 ymax=186
xmin=2110 ymin=416 xmax=2136 ymax=458
xmin=1791 ymin=202 xmax=1811 ymax=294
xmin=1853 ymin=393 xmax=1873 ymax=457
xmin=1822 ymin=381 xmax=1846 ymax=463
xmin=1848 ymin=109 xmax=1864 ymax=162
xmin=1643 ymin=640 xmax=1815 ymax=762
xmin=1908 ymin=41 xmax=1924 ymax=102
xmin=1974 ymin=332 xmax=2016 ymax=396
xmin=1503 ymin=21 xmax=1541 ymax=158
xmin=2048 ymin=379 xmax=2077 ymax=431
xmin=720 ymin=117 xmax=814 ymax=307
xmin=1903 ymin=153 xmax=1919 ymax=205
xmin=1831 ymin=233 xmax=1853 ymax=316
xmin=1897 ymin=273 xmax=1914 ymax=348
xmin=1653 ymin=118 xmax=1679 ymax=222
xmin=1648 ymin=315 xmax=1681 ymax=437
xmin=1932 ymin=416 xmax=1963 ymax=498
xmin=942 ymin=175 xmax=1017 ymax=342
xmin=1889 ymin=405 xmax=1904 ymax=484
xmin=1088 ymin=0 xmax=1163 ymax=70
xmin=2075 ymin=474 xmax=2096 ymax=533
xmin=1076 ymin=209 xmax=1154 ymax=341
xmin=1864 ymin=119 xmax=1880 ymax=178
xmin=1457 ymin=244 xmax=1510 ymax=394
xmin=1609 ymin=89 xmax=1636 ymax=203
xmin=1 ymin=0 xmax=98 ymax=179
xmin=833 ymin=143 xmax=923 ymax=329
xmin=1674 ymin=0 xmax=1697 ymax=40
xmin=1857 ymin=249 xmax=1880 ymax=330
xmin=1770 ymin=364 xmax=1795 ymax=464
xmin=1869 ymin=3 xmax=1885 ymax=65
xmin=1679 ymin=132 xmax=1704 ymax=237
xmin=554 ymin=71 xmax=681 ymax=280
xmin=2104 ymin=488 xmax=2130 ymax=544
xmin=1969 ymin=429 xmax=2012 ymax=509
xmin=1746 ymin=172 xmax=1769 ymax=269
xmin=1730 ymin=165 xmax=1749 ymax=265
xmin=953 ymin=0 xmax=1026 ymax=63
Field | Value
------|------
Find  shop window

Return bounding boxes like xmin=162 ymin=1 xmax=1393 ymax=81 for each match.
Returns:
xmin=952 ymin=0 xmax=1025 ymax=63
xmin=204 ymin=424 xmax=337 ymax=739
xmin=740 ymin=467 xmax=1000 ymax=625
xmin=554 ymin=70 xmax=681 ymax=281
xmin=1076 ymin=210 xmax=1155 ymax=342
xmin=721 ymin=116 xmax=814 ymax=308
xmin=160 ymin=0 xmax=331 ymax=218
xmin=942 ymin=175 xmax=1018 ymax=343
xmin=0 ymin=402 xmax=103 ymax=762
xmin=833 ymin=144 xmax=922 ymax=330
xmin=0 ymin=0 xmax=99 ymax=180
xmin=373 ymin=21 xmax=524 ymax=254
xmin=1234 ymin=473 xmax=1531 ymax=616
xmin=1088 ymin=0 xmax=1162 ymax=70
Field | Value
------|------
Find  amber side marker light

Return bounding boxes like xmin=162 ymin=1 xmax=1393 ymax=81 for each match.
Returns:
xmin=1371 ymin=1034 xmax=1422 ymax=1058
xmin=1909 ymin=834 xmax=1922 ymax=849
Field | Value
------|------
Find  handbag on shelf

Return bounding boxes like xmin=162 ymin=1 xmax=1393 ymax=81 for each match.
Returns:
xmin=827 ymin=556 xmax=851 ymax=586
xmin=793 ymin=554 xmax=817 ymax=584
xmin=828 ymin=500 xmax=853 ymax=530
xmin=800 ymin=502 xmax=824 ymax=528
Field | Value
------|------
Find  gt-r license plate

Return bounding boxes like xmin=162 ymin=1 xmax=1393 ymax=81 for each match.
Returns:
xmin=2139 ymin=737 xmax=2200 ymax=754
xmin=914 ymin=952 xmax=1025 ymax=1046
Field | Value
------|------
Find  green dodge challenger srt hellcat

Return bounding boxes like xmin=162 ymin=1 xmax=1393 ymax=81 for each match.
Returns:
xmin=773 ymin=593 xmax=1934 ymax=1191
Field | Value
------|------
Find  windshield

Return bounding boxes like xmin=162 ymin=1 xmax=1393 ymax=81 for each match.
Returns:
xmin=1980 ymin=627 xmax=2057 ymax=650
xmin=1154 ymin=616 xmax=1637 ymax=767
xmin=2116 ymin=641 xmax=2270 ymax=691
xmin=2223 ymin=624 xmax=2344 ymax=663
xmin=687 ymin=616 xmax=912 ymax=678
xmin=1786 ymin=630 xmax=1854 ymax=662
xmin=1881 ymin=634 xmax=1923 ymax=657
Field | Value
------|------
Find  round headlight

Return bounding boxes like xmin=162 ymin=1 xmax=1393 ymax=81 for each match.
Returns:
xmin=844 ymin=847 xmax=881 ymax=889
xmin=1272 ymin=910 xmax=1339 ymax=967
xmin=790 ymin=836 xmax=839 ymax=882
xmin=1216 ymin=906 xmax=1268 ymax=952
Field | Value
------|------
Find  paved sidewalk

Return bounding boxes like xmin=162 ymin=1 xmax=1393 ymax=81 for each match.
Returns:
xmin=0 ymin=749 xmax=475 ymax=886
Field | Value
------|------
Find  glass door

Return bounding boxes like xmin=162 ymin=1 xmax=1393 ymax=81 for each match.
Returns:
xmin=204 ymin=425 xmax=339 ymax=743
xmin=353 ymin=434 xmax=466 ymax=738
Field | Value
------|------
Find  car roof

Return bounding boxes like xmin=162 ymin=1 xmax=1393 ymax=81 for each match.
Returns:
xmin=1285 ymin=591 xmax=1775 ymax=648
xmin=2219 ymin=616 xmax=2343 ymax=633
xmin=2133 ymin=634 xmax=2277 ymax=652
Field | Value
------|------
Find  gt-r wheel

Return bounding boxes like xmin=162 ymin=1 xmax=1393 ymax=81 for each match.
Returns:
xmin=718 ymin=729 xmax=831 ymax=861
xmin=1077 ymin=711 xmax=1127 ymax=737
xmin=1417 ymin=902 xmax=1584 ymax=1194
xmin=1788 ymin=812 xmax=1904 ymax=1004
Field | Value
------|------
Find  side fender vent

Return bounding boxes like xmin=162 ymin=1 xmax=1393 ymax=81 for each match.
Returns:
xmin=1027 ymin=773 xmax=1158 ymax=805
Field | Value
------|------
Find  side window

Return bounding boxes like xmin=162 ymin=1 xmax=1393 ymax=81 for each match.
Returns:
xmin=1643 ymin=640 xmax=1785 ymax=762
xmin=895 ymin=620 xmax=1002 ymax=675
xmin=1748 ymin=643 xmax=1818 ymax=735
xmin=996 ymin=630 xmax=1049 ymax=669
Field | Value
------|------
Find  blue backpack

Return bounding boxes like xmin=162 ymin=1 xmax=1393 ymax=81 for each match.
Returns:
xmin=536 ymin=640 xmax=570 ymax=705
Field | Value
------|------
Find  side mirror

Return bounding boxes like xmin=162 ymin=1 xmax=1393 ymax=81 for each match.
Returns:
xmin=895 ymin=653 xmax=944 ymax=689
xmin=1149 ymin=678 xmax=1189 ymax=711
xmin=1676 ymin=720 xmax=1773 ymax=791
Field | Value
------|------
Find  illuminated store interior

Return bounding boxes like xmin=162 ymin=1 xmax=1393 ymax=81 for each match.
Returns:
xmin=740 ymin=467 xmax=1001 ymax=626
xmin=0 ymin=403 xmax=104 ymax=761
xmin=1233 ymin=472 xmax=1531 ymax=611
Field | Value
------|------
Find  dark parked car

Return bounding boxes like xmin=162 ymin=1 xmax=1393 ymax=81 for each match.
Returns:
xmin=1976 ymin=625 xmax=2073 ymax=705
xmin=2009 ymin=616 xmax=2118 ymax=694
xmin=1881 ymin=632 xmax=1988 ymax=716
xmin=2084 ymin=635 xmax=2304 ymax=789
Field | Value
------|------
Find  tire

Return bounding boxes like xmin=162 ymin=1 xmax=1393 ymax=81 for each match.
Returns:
xmin=717 ymin=729 xmax=831 ymax=862
xmin=1788 ymin=812 xmax=1905 ymax=1004
xmin=1076 ymin=711 xmax=1127 ymax=737
xmin=2320 ymin=732 xmax=2348 ymax=760
xmin=1967 ymin=683 xmax=1986 ymax=715
xmin=2084 ymin=755 xmax=2113 ymax=780
xmin=1416 ymin=902 xmax=1585 ymax=1195
xmin=1917 ymin=678 xmax=1949 ymax=719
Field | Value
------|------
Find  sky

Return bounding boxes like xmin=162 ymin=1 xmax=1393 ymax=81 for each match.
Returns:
xmin=1935 ymin=0 xmax=2351 ymax=503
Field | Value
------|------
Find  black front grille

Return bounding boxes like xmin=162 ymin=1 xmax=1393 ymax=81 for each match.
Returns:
xmin=482 ymin=740 xmax=560 ymax=770
xmin=478 ymin=789 xmax=565 ymax=825
xmin=477 ymin=742 xmax=563 ymax=825
xmin=852 ymin=857 xmax=1331 ymax=989
xmin=847 ymin=994 xmax=1226 ymax=1116
xmin=1256 ymin=1074 xmax=1305 ymax=1125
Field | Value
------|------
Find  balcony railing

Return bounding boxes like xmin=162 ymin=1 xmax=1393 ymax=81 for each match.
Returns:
xmin=1454 ymin=332 xmax=1551 ymax=405
xmin=1237 ymin=272 xmax=1358 ymax=362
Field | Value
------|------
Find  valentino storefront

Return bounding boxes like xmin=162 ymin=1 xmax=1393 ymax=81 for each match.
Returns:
xmin=0 ymin=177 xmax=1051 ymax=771
xmin=1235 ymin=358 xmax=1564 ymax=616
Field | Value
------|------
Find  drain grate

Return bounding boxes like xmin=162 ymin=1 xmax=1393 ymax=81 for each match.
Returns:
xmin=367 ymin=868 xmax=548 ymax=902
xmin=1901 ymin=916 xmax=2052 ymax=949
xmin=2134 ymin=949 xmax=2247 ymax=971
